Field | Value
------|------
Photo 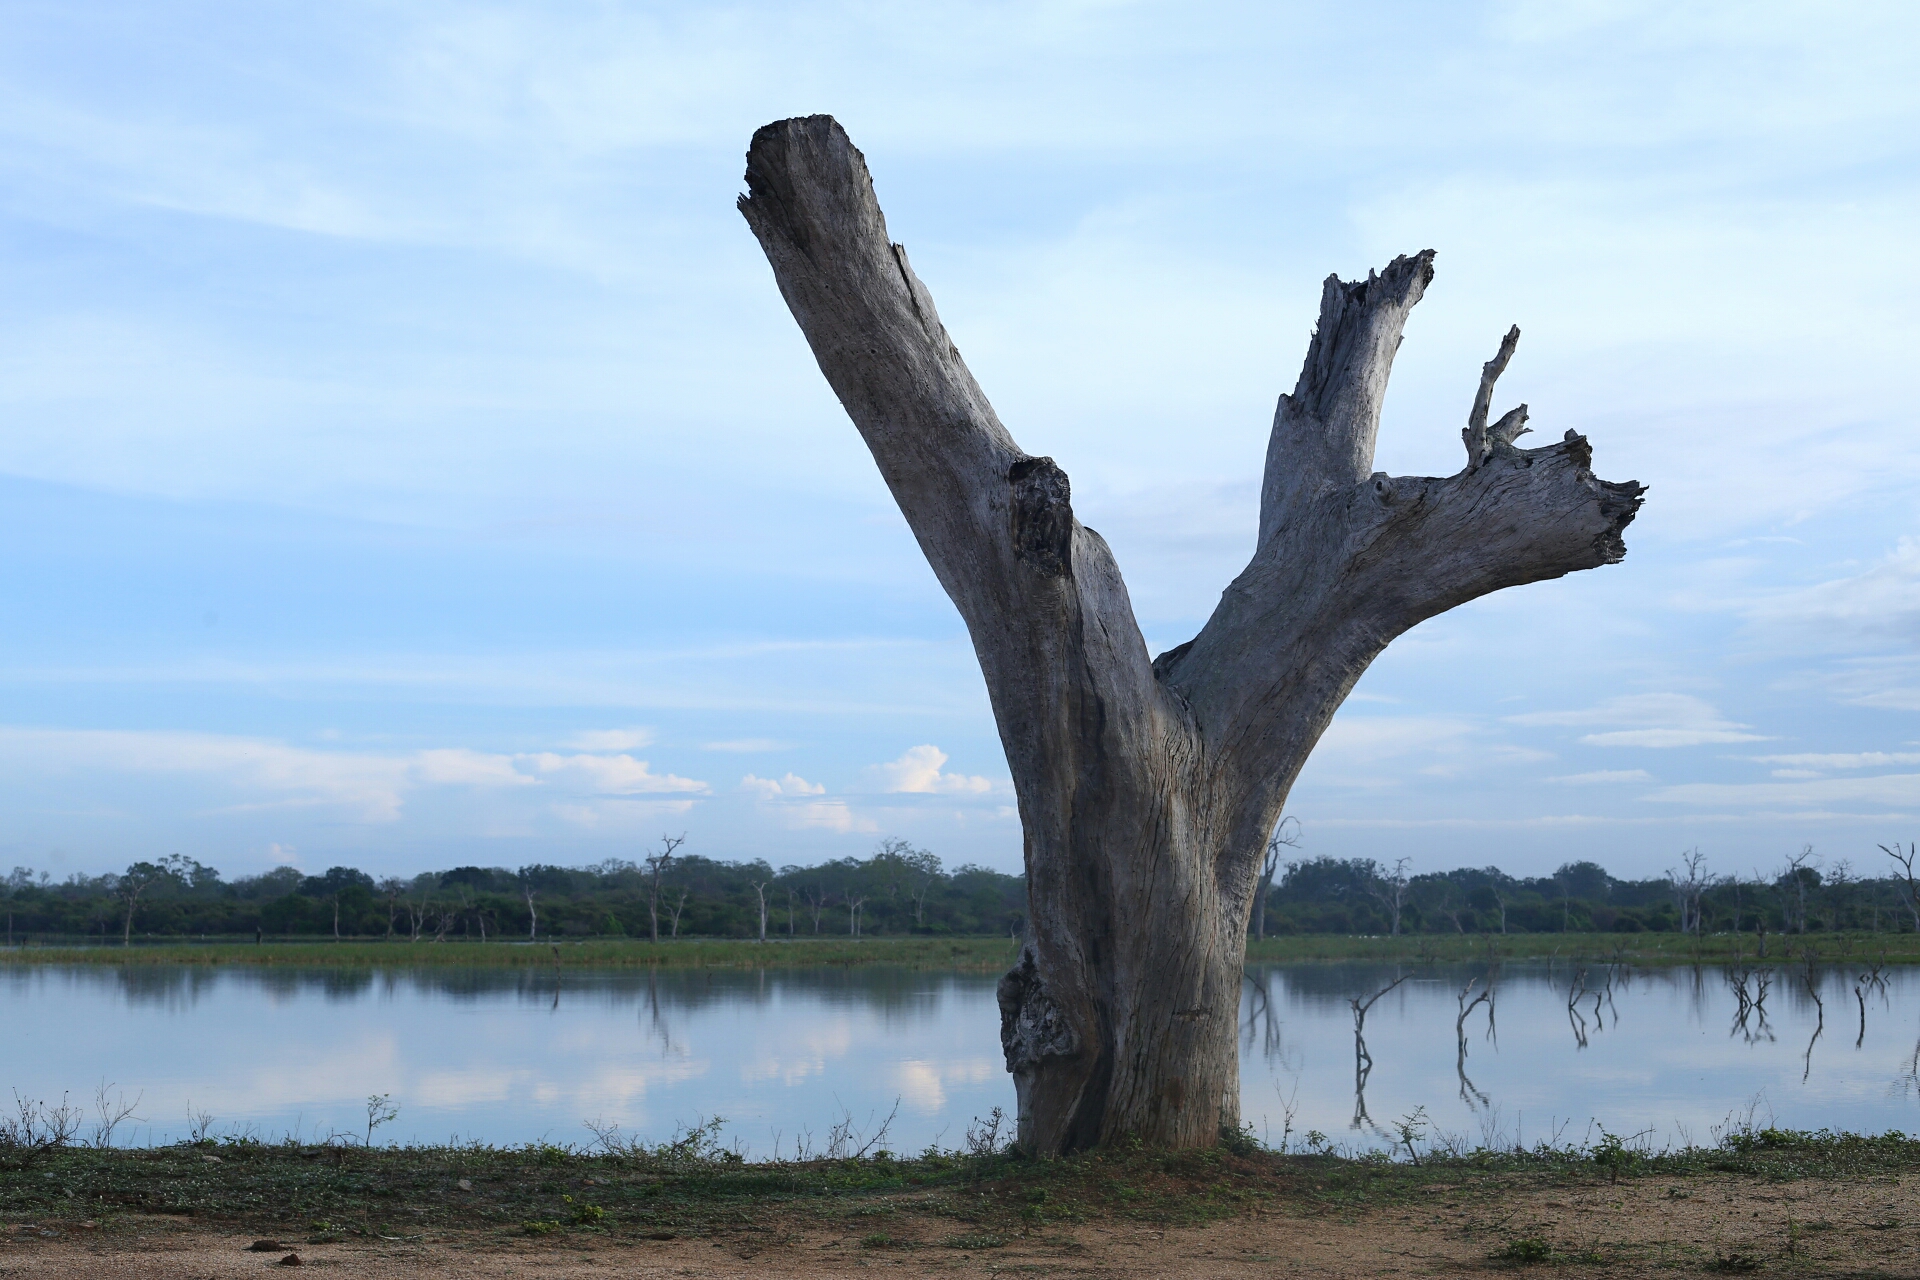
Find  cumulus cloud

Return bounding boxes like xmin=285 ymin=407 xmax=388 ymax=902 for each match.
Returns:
xmin=414 ymin=748 xmax=534 ymax=787
xmin=865 ymin=745 xmax=993 ymax=795
xmin=518 ymin=752 xmax=708 ymax=795
xmin=739 ymin=772 xmax=825 ymax=800
xmin=1507 ymin=694 xmax=1767 ymax=748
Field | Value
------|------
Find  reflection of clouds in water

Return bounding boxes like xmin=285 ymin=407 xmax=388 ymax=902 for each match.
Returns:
xmin=411 ymin=1056 xmax=713 ymax=1115
xmin=895 ymin=1058 xmax=999 ymax=1113
xmin=225 ymin=1033 xmax=403 ymax=1112
xmin=4 ymin=964 xmax=1010 ymax=1150
xmin=897 ymin=1061 xmax=943 ymax=1111
xmin=738 ymin=1018 xmax=853 ymax=1087
xmin=413 ymin=1068 xmax=520 ymax=1109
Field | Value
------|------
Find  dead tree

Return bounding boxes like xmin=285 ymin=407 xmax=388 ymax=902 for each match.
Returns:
xmin=1667 ymin=848 xmax=1709 ymax=935
xmin=1368 ymin=857 xmax=1413 ymax=937
xmin=1250 ymin=816 xmax=1300 ymax=941
xmin=379 ymin=878 xmax=404 ymax=939
xmin=116 ymin=863 xmax=160 ymax=948
xmin=738 ymin=115 xmax=1643 ymax=1153
xmin=1879 ymin=842 xmax=1920 ymax=932
xmin=644 ymin=834 xmax=684 ymax=944
xmin=749 ymin=879 xmax=771 ymax=942
xmin=1782 ymin=845 xmax=1818 ymax=934
xmin=520 ymin=874 xmax=538 ymax=941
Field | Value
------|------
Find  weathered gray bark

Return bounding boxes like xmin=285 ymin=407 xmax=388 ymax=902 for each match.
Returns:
xmin=738 ymin=115 xmax=1643 ymax=1154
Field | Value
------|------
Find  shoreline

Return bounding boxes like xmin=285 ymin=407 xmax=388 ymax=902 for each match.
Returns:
xmin=2 ymin=1131 xmax=1915 ymax=1277
xmin=3 ymin=930 xmax=1916 ymax=969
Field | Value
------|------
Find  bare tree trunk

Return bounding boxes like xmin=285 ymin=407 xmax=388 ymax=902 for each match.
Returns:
xmin=1879 ymin=844 xmax=1920 ymax=932
xmin=739 ymin=115 xmax=1642 ymax=1154
xmin=1252 ymin=817 xmax=1298 ymax=943
xmin=645 ymin=834 xmax=684 ymax=944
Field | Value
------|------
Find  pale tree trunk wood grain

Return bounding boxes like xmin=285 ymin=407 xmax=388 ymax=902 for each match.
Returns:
xmin=738 ymin=115 xmax=1644 ymax=1154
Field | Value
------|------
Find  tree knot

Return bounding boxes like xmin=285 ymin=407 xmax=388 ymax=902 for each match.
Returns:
xmin=1008 ymin=456 xmax=1073 ymax=578
xmin=997 ymin=947 xmax=1076 ymax=1071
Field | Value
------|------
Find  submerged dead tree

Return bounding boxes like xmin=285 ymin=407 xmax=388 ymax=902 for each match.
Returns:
xmin=738 ymin=115 xmax=1644 ymax=1154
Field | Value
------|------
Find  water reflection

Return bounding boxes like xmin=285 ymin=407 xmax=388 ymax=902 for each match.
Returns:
xmin=1236 ymin=959 xmax=1920 ymax=1152
xmin=1345 ymin=974 xmax=1405 ymax=1135
xmin=1453 ymin=973 xmax=1493 ymax=1112
xmin=3 ymin=959 xmax=1918 ymax=1152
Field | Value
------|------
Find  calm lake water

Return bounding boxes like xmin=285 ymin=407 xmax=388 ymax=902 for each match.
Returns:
xmin=4 ymin=960 xmax=1917 ymax=1154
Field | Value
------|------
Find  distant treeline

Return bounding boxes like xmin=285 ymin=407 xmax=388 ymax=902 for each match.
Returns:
xmin=1256 ymin=848 xmax=1920 ymax=938
xmin=0 ymin=839 xmax=1025 ymax=944
xmin=5 ymin=839 xmax=1918 ymax=944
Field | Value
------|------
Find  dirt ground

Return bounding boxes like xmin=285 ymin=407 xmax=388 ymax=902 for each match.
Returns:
xmin=2 ymin=1172 xmax=1915 ymax=1278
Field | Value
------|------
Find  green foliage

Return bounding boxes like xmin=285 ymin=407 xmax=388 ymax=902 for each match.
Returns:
xmin=0 ymin=842 xmax=1027 ymax=943
xmin=1591 ymin=1127 xmax=1640 ymax=1184
xmin=1494 ymin=1237 xmax=1553 ymax=1264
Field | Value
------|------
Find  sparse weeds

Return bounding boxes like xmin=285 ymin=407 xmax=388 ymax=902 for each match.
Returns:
xmin=965 ymin=1106 xmax=1011 ymax=1157
xmin=0 ymin=1109 xmax=1914 ymax=1253
xmin=0 ymin=1092 xmax=82 ymax=1168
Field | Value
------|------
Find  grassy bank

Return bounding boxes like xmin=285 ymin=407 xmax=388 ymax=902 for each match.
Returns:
xmin=0 ymin=936 xmax=1025 ymax=971
xmin=1245 ymin=929 xmax=1920 ymax=965
xmin=6 ymin=929 xmax=1917 ymax=970
xmin=2 ymin=1127 xmax=1916 ymax=1268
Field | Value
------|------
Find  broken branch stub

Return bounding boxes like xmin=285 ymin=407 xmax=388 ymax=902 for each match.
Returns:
xmin=739 ymin=114 xmax=1643 ymax=1153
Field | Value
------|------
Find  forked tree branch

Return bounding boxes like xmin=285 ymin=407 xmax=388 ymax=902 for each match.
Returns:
xmin=1259 ymin=253 xmax=1433 ymax=546
xmin=1463 ymin=324 xmax=1529 ymax=466
xmin=741 ymin=113 xmax=1642 ymax=891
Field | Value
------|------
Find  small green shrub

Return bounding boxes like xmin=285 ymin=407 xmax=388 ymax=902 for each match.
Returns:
xmin=1495 ymin=1237 xmax=1552 ymax=1264
xmin=562 ymin=1195 xmax=605 ymax=1226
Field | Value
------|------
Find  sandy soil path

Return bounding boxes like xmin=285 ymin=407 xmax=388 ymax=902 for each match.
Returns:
xmin=2 ymin=1173 xmax=1915 ymax=1277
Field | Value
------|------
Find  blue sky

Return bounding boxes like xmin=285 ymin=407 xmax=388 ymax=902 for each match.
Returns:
xmin=3 ymin=0 xmax=1918 ymax=883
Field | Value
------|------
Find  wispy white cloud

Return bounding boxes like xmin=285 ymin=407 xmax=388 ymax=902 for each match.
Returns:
xmin=1751 ymin=751 xmax=1920 ymax=770
xmin=1507 ymin=694 xmax=1767 ymax=748
xmin=1648 ymin=774 xmax=1920 ymax=809
xmin=788 ymin=799 xmax=878 ymax=834
xmin=1547 ymin=769 xmax=1652 ymax=785
xmin=1298 ymin=715 xmax=1550 ymax=788
xmin=565 ymin=728 xmax=654 ymax=751
xmin=0 ymin=726 xmax=708 ymax=825
xmin=1743 ymin=538 xmax=1920 ymax=649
